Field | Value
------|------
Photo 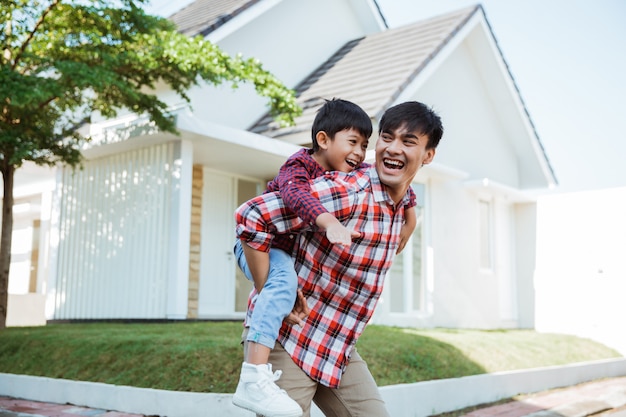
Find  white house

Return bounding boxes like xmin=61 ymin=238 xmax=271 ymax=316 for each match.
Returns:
xmin=8 ymin=0 xmax=556 ymax=330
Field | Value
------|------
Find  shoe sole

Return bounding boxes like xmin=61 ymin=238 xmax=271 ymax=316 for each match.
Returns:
xmin=232 ymin=395 xmax=302 ymax=417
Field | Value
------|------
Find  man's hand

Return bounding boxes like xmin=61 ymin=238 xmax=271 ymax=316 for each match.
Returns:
xmin=397 ymin=222 xmax=414 ymax=254
xmin=284 ymin=289 xmax=310 ymax=327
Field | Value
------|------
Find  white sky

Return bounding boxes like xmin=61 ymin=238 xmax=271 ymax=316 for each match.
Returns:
xmin=145 ymin=0 xmax=626 ymax=193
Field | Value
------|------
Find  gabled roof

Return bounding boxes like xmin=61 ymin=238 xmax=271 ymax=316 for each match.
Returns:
xmin=250 ymin=5 xmax=479 ymax=138
xmin=169 ymin=0 xmax=261 ymax=37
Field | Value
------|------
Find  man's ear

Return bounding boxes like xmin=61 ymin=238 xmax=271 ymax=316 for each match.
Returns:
xmin=316 ymin=131 xmax=331 ymax=150
xmin=422 ymin=148 xmax=436 ymax=165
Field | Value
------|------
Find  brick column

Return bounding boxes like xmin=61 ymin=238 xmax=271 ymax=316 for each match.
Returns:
xmin=187 ymin=165 xmax=203 ymax=318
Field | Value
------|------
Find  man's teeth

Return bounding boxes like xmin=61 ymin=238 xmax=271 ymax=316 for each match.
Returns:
xmin=384 ymin=159 xmax=404 ymax=169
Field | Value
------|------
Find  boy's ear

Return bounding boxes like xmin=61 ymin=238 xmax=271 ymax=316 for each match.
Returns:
xmin=316 ymin=131 xmax=331 ymax=150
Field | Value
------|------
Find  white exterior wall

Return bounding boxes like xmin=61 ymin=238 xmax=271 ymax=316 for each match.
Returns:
xmin=514 ymin=202 xmax=537 ymax=329
xmin=535 ymin=188 xmax=626 ymax=355
xmin=416 ymin=42 xmax=521 ymax=188
xmin=427 ymin=177 xmax=523 ymax=329
xmin=49 ymin=141 xmax=191 ymax=320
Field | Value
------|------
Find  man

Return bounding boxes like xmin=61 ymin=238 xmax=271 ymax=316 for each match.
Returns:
xmin=235 ymin=101 xmax=443 ymax=417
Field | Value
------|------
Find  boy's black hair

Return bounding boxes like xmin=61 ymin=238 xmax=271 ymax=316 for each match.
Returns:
xmin=311 ymin=98 xmax=373 ymax=152
xmin=379 ymin=101 xmax=443 ymax=149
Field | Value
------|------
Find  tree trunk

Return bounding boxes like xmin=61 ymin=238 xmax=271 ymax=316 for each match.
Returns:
xmin=0 ymin=163 xmax=15 ymax=329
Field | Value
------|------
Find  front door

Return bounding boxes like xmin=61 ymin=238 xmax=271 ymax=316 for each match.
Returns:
xmin=198 ymin=170 xmax=262 ymax=318
xmin=198 ymin=170 xmax=236 ymax=317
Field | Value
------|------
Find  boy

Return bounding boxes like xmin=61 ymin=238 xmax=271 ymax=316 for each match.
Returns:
xmin=232 ymin=98 xmax=417 ymax=417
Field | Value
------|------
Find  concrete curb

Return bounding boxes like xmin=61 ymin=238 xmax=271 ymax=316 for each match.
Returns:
xmin=380 ymin=357 xmax=626 ymax=417
xmin=1 ymin=358 xmax=625 ymax=417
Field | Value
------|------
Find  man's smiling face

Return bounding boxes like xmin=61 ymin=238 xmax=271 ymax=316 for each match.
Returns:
xmin=375 ymin=124 xmax=435 ymax=204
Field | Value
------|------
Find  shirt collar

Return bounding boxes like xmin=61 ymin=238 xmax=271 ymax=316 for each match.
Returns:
xmin=367 ymin=166 xmax=411 ymax=207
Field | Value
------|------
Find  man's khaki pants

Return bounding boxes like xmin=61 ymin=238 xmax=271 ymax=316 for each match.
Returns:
xmin=243 ymin=331 xmax=390 ymax=417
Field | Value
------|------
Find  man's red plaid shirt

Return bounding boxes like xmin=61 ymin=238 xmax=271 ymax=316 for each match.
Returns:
xmin=235 ymin=166 xmax=410 ymax=388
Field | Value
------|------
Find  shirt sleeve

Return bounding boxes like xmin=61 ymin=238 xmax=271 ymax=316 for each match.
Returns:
xmin=277 ymin=157 xmax=328 ymax=226
xmin=235 ymin=191 xmax=305 ymax=253
xmin=235 ymin=174 xmax=355 ymax=252
xmin=405 ymin=185 xmax=417 ymax=208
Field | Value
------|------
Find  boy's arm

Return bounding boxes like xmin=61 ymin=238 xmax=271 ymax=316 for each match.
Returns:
xmin=278 ymin=156 xmax=355 ymax=246
xmin=236 ymin=175 xmax=357 ymax=252
xmin=276 ymin=156 xmax=328 ymax=225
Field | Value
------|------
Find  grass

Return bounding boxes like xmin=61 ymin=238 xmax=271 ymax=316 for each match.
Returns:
xmin=0 ymin=321 xmax=621 ymax=393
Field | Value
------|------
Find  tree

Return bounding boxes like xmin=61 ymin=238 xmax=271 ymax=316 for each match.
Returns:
xmin=0 ymin=0 xmax=301 ymax=328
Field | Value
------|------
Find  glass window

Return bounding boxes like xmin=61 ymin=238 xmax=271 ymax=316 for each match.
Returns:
xmin=388 ymin=183 xmax=425 ymax=313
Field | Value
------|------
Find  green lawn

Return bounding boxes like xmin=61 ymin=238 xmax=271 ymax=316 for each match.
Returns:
xmin=0 ymin=321 xmax=620 ymax=393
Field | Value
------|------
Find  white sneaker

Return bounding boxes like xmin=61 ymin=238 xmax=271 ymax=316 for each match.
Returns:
xmin=232 ymin=362 xmax=302 ymax=417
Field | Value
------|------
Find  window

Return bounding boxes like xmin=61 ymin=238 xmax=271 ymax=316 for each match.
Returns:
xmin=388 ymin=183 xmax=425 ymax=313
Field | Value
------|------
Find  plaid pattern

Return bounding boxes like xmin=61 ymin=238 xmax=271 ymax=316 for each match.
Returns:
xmin=266 ymin=148 xmax=331 ymax=225
xmin=265 ymin=148 xmax=416 ymax=253
xmin=236 ymin=166 xmax=410 ymax=388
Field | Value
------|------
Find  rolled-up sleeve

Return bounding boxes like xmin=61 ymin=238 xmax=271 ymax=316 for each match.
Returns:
xmin=235 ymin=191 xmax=305 ymax=252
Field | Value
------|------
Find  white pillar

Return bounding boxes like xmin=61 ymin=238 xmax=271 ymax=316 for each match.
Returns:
xmin=166 ymin=140 xmax=193 ymax=319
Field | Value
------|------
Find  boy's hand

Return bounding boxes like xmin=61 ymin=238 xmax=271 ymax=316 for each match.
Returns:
xmin=316 ymin=213 xmax=359 ymax=247
xmin=325 ymin=222 xmax=359 ymax=247
xmin=285 ymin=290 xmax=310 ymax=327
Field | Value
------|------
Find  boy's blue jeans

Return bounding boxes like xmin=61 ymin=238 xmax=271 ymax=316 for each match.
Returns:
xmin=234 ymin=239 xmax=298 ymax=349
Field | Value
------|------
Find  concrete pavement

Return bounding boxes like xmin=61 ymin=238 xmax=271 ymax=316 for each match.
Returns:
xmin=1 ymin=376 xmax=626 ymax=417
xmin=459 ymin=376 xmax=626 ymax=417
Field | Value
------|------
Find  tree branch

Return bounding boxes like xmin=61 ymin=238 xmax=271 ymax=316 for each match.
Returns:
xmin=11 ymin=0 xmax=61 ymax=70
xmin=54 ymin=116 xmax=91 ymax=139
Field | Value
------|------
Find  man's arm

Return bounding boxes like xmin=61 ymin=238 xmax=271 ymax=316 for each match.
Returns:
xmin=397 ymin=206 xmax=416 ymax=254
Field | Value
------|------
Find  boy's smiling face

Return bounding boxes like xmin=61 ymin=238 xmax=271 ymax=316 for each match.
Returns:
xmin=317 ymin=128 xmax=369 ymax=173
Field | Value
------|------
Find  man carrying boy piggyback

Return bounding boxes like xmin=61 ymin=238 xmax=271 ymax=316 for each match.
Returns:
xmin=235 ymin=100 xmax=443 ymax=416
xmin=233 ymin=98 xmax=419 ymax=416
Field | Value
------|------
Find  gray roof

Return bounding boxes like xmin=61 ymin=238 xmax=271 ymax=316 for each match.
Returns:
xmin=249 ymin=5 xmax=480 ymax=138
xmin=169 ymin=0 xmax=261 ymax=37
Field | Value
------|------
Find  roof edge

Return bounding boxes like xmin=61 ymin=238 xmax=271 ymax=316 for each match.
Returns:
xmin=377 ymin=4 xmax=482 ymax=121
xmin=476 ymin=5 xmax=558 ymax=187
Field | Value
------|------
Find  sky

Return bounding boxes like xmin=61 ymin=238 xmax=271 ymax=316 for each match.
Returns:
xmin=145 ymin=0 xmax=626 ymax=194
